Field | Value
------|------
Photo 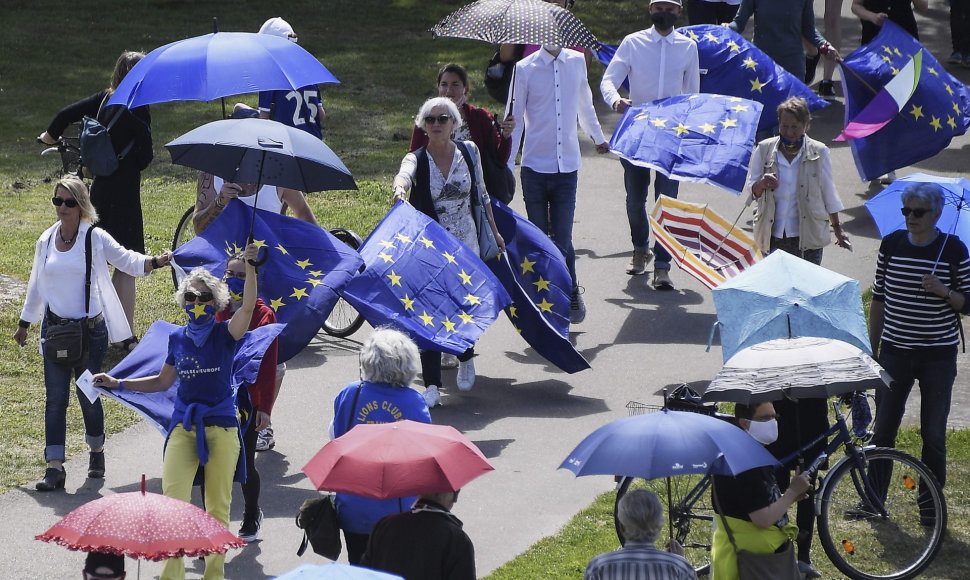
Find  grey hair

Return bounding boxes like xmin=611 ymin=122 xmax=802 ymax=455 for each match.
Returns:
xmin=175 ymin=267 xmax=230 ymax=311
xmin=360 ymin=327 xmax=420 ymax=387
xmin=901 ymin=183 xmax=945 ymax=215
xmin=414 ymin=97 xmax=461 ymax=137
xmin=617 ymin=489 xmax=665 ymax=544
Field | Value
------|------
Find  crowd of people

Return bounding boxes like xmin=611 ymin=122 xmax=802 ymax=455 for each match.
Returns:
xmin=12 ymin=2 xmax=970 ymax=579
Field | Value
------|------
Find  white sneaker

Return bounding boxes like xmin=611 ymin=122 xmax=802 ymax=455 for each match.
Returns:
xmin=879 ymin=171 xmax=896 ymax=185
xmin=457 ymin=359 xmax=476 ymax=391
xmin=440 ymin=353 xmax=459 ymax=369
xmin=422 ymin=385 xmax=442 ymax=408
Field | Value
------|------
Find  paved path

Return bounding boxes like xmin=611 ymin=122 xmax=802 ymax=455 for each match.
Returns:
xmin=4 ymin=2 xmax=970 ymax=577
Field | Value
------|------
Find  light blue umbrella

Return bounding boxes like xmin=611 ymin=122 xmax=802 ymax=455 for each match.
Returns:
xmin=710 ymin=250 xmax=870 ymax=362
xmin=864 ymin=172 xmax=970 ymax=253
xmin=274 ymin=563 xmax=403 ymax=580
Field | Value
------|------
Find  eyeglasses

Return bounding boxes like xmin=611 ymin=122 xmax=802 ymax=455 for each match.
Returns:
xmin=51 ymin=197 xmax=79 ymax=208
xmin=184 ymin=291 xmax=214 ymax=303
xmin=749 ymin=414 xmax=777 ymax=422
xmin=424 ymin=114 xmax=452 ymax=126
xmin=901 ymin=207 xmax=931 ymax=218
xmin=224 ymin=269 xmax=246 ymax=280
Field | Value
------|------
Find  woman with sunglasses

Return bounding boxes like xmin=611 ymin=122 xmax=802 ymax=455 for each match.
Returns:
xmin=393 ymin=97 xmax=505 ymax=407
xmin=93 ymin=243 xmax=259 ymax=580
xmin=748 ymin=97 xmax=851 ymax=265
xmin=13 ymin=175 xmax=170 ymax=491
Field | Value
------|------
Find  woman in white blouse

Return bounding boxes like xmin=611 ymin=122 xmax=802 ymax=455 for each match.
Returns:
xmin=748 ymin=97 xmax=851 ymax=265
xmin=13 ymin=175 xmax=169 ymax=491
xmin=392 ymin=97 xmax=504 ymax=406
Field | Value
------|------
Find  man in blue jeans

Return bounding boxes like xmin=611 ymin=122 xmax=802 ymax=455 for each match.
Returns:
xmin=601 ymin=0 xmax=699 ymax=288
xmin=506 ymin=44 xmax=609 ymax=324
xmin=868 ymin=183 xmax=970 ymax=500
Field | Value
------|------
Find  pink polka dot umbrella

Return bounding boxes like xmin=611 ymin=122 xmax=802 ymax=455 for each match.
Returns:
xmin=36 ymin=475 xmax=245 ymax=565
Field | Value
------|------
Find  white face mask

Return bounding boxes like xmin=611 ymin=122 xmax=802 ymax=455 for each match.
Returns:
xmin=746 ymin=418 xmax=779 ymax=445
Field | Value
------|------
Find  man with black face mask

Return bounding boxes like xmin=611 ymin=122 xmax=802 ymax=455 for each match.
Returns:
xmin=601 ymin=0 xmax=699 ymax=290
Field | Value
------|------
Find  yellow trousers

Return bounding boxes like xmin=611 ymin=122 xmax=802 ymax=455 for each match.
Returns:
xmin=161 ymin=425 xmax=240 ymax=580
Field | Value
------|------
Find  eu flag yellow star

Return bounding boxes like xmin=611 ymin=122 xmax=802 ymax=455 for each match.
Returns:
xmin=394 ymin=233 xmax=413 ymax=244
xmin=893 ymin=47 xmax=902 ymax=57
xmin=442 ymin=251 xmax=457 ymax=264
xmin=309 ymin=270 xmax=324 ymax=277
xmin=418 ymin=310 xmax=434 ymax=326
xmin=633 ymin=111 xmax=650 ymax=122
xmin=306 ymin=278 xmax=323 ymax=287
xmin=945 ymin=84 xmax=955 ymax=96
xmin=276 ymin=244 xmax=288 ymax=255
xmin=442 ymin=317 xmax=456 ymax=332
xmin=458 ymin=311 xmax=474 ymax=324
xmin=520 ymin=256 xmax=536 ymax=274
xmin=537 ymin=298 xmax=554 ymax=312
xmin=731 ymin=104 xmax=750 ymax=113
xmin=704 ymin=32 xmax=719 ymax=43
xmin=947 ymin=116 xmax=957 ymax=129
xmin=378 ymin=252 xmax=394 ymax=263
xmin=686 ymin=30 xmax=699 ymax=41
xmin=296 ymin=258 xmax=312 ymax=269
xmin=387 ymin=270 xmax=402 ymax=286
xmin=954 ymin=102 xmax=962 ymax=115
xmin=673 ymin=123 xmax=690 ymax=136
xmin=726 ymin=40 xmax=741 ymax=53
xmin=909 ymin=105 xmax=924 ymax=120
xmin=749 ymin=78 xmax=766 ymax=93
xmin=417 ymin=236 xmax=435 ymax=249
xmin=742 ymin=56 xmax=758 ymax=70
xmin=533 ymin=276 xmax=551 ymax=292
xmin=465 ymin=293 xmax=482 ymax=306
xmin=699 ymin=122 xmax=717 ymax=134
xmin=930 ymin=116 xmax=943 ymax=131
xmin=458 ymin=269 xmax=473 ymax=285
xmin=928 ymin=66 xmax=939 ymax=76
xmin=401 ymin=294 xmax=415 ymax=311
xmin=252 ymin=239 xmax=267 ymax=249
xmin=270 ymin=297 xmax=285 ymax=311
xmin=379 ymin=240 xmax=396 ymax=250
xmin=720 ymin=117 xmax=738 ymax=129
xmin=508 ymin=305 xmax=518 ymax=318
xmin=882 ymin=45 xmax=893 ymax=54
xmin=651 ymin=118 xmax=667 ymax=128
xmin=290 ymin=287 xmax=308 ymax=300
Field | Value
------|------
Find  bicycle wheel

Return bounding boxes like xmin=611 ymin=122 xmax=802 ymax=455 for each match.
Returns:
xmin=615 ymin=474 xmax=714 ymax=576
xmin=817 ymin=447 xmax=946 ymax=580
xmin=171 ymin=206 xmax=197 ymax=288
xmin=322 ymin=228 xmax=364 ymax=338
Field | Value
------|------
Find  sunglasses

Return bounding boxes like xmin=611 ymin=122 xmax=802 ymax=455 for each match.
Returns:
xmin=184 ymin=291 xmax=214 ymax=303
xmin=224 ymin=269 xmax=246 ymax=280
xmin=901 ymin=207 xmax=931 ymax=218
xmin=51 ymin=196 xmax=79 ymax=208
xmin=424 ymin=114 xmax=452 ymax=126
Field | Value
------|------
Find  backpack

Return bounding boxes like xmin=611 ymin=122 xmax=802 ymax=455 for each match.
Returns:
xmin=79 ymin=94 xmax=135 ymax=177
xmin=484 ymin=45 xmax=525 ymax=105
xmin=296 ymin=494 xmax=341 ymax=559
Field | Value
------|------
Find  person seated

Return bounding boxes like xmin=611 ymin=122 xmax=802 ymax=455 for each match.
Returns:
xmin=360 ymin=490 xmax=475 ymax=580
xmin=584 ymin=489 xmax=697 ymax=579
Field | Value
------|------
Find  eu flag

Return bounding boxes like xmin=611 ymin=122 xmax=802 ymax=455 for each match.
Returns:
xmin=341 ymin=202 xmax=511 ymax=355
xmin=609 ymin=94 xmax=763 ymax=194
xmin=840 ymin=20 xmax=970 ymax=182
xmin=171 ymin=200 xmax=364 ymax=362
xmin=487 ymin=201 xmax=590 ymax=373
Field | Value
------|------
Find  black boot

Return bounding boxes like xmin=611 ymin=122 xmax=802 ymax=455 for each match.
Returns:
xmin=88 ymin=451 xmax=105 ymax=478
xmin=36 ymin=467 xmax=66 ymax=491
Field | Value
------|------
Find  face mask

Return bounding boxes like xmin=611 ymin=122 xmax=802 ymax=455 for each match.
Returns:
xmin=780 ymin=135 xmax=804 ymax=149
xmin=225 ymin=277 xmax=245 ymax=301
xmin=746 ymin=418 xmax=779 ymax=446
xmin=651 ymin=11 xmax=678 ymax=30
xmin=184 ymin=303 xmax=217 ymax=347
xmin=543 ymin=44 xmax=561 ymax=54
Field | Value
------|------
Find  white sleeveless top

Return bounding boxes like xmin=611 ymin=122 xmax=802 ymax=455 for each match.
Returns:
xmin=212 ymin=176 xmax=284 ymax=213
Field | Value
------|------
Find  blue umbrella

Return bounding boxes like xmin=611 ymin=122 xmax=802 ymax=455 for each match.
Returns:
xmin=274 ymin=563 xmax=403 ymax=580
xmin=165 ymin=118 xmax=356 ymax=193
xmin=710 ymin=250 xmax=870 ymax=362
xmin=559 ymin=410 xmax=779 ymax=480
xmin=107 ymin=32 xmax=340 ymax=109
xmin=864 ymin=172 xmax=970 ymax=249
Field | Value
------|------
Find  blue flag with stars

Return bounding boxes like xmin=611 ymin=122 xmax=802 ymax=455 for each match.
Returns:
xmin=840 ymin=20 xmax=970 ymax=182
xmin=171 ymin=200 xmax=364 ymax=362
xmin=609 ymin=94 xmax=763 ymax=194
xmin=341 ymin=202 xmax=511 ymax=355
xmin=487 ymin=200 xmax=589 ymax=373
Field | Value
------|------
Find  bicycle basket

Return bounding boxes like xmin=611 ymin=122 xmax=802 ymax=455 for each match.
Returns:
xmin=625 ymin=401 xmax=662 ymax=416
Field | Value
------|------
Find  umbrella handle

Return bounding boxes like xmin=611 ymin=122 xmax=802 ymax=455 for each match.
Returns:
xmin=247 ymin=234 xmax=269 ymax=267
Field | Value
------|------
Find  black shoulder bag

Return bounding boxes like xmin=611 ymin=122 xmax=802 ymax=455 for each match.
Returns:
xmin=43 ymin=227 xmax=94 ymax=368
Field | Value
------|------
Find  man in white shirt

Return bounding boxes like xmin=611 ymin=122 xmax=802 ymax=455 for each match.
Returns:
xmin=601 ymin=0 xmax=699 ymax=289
xmin=506 ymin=44 xmax=609 ymax=324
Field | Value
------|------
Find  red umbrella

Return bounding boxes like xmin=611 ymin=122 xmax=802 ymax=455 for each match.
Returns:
xmin=303 ymin=420 xmax=494 ymax=499
xmin=36 ymin=475 xmax=245 ymax=561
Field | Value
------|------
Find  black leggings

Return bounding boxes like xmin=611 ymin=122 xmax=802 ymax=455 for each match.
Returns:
xmin=240 ymin=415 xmax=260 ymax=513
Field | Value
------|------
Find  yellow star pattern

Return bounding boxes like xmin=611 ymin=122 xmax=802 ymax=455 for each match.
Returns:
xmin=742 ymin=56 xmax=758 ymax=70
xmin=726 ymin=40 xmax=741 ymax=53
xmin=296 ymin=259 xmax=312 ymax=269
xmin=276 ymin=244 xmax=288 ymax=255
xmin=890 ymin=67 xmax=899 ymax=76
xmin=945 ymin=84 xmax=955 ymax=97
xmin=417 ymin=236 xmax=435 ymax=249
xmin=306 ymin=278 xmax=323 ymax=287
xmin=728 ymin=97 xmax=743 ymax=103
xmin=908 ymin=105 xmax=924 ymax=120
xmin=189 ymin=304 xmax=208 ymax=318
xmin=704 ymin=32 xmax=719 ymax=43
xmin=930 ymin=116 xmax=942 ymax=131
xmin=927 ymin=67 xmax=939 ymax=77
xmin=749 ymin=78 xmax=766 ymax=93
xmin=520 ymin=256 xmax=536 ymax=274
xmin=633 ymin=111 xmax=651 ymax=122
xmin=731 ymin=104 xmax=750 ymax=113
xmin=954 ymin=102 xmax=962 ymax=115
xmin=290 ymin=287 xmax=308 ymax=300
xmin=881 ymin=55 xmax=893 ymax=64
xmin=442 ymin=251 xmax=457 ymax=264
xmin=378 ymin=252 xmax=394 ymax=263
xmin=459 ymin=270 xmax=473 ymax=285
xmin=309 ymin=270 xmax=324 ymax=277
xmin=508 ymin=305 xmax=518 ymax=319
xmin=270 ymin=297 xmax=285 ymax=311
xmin=537 ymin=298 xmax=554 ymax=312
xmin=947 ymin=116 xmax=957 ymax=130
xmin=418 ymin=310 xmax=434 ymax=326
xmin=720 ymin=118 xmax=738 ymax=129
xmin=651 ymin=118 xmax=667 ymax=128
xmin=442 ymin=317 xmax=456 ymax=332
xmin=533 ymin=276 xmax=551 ymax=292
xmin=882 ymin=46 xmax=893 ymax=54
xmin=893 ymin=48 xmax=902 ymax=57
xmin=394 ymin=234 xmax=413 ymax=244
xmin=379 ymin=240 xmax=396 ymax=250
xmin=686 ymin=30 xmax=699 ymax=41
xmin=673 ymin=123 xmax=690 ymax=136
xmin=401 ymin=294 xmax=415 ymax=311
xmin=458 ymin=311 xmax=474 ymax=324
xmin=387 ymin=270 xmax=402 ymax=286
xmin=465 ymin=293 xmax=482 ymax=306
xmin=699 ymin=122 xmax=717 ymax=134
xmin=252 ymin=239 xmax=267 ymax=249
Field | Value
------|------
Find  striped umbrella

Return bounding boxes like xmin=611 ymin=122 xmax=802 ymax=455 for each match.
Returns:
xmin=430 ymin=0 xmax=600 ymax=50
xmin=649 ymin=195 xmax=761 ymax=289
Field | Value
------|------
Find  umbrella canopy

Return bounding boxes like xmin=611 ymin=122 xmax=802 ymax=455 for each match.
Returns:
xmin=166 ymin=118 xmax=357 ymax=193
xmin=711 ymin=250 xmax=870 ymax=362
xmin=702 ymin=337 xmax=891 ymax=405
xmin=35 ymin=484 xmax=244 ymax=560
xmin=865 ymin=172 xmax=970 ymax=248
xmin=430 ymin=0 xmax=600 ymax=49
xmin=275 ymin=563 xmax=403 ymax=580
xmin=107 ymin=32 xmax=340 ymax=109
xmin=303 ymin=420 xmax=494 ymax=499
xmin=559 ymin=409 xmax=779 ymax=480
xmin=649 ymin=195 xmax=762 ymax=289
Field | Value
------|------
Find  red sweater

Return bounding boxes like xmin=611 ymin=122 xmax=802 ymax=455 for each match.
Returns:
xmin=409 ymin=103 xmax=512 ymax=163
xmin=216 ymin=298 xmax=278 ymax=414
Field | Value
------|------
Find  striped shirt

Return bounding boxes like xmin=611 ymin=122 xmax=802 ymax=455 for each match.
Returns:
xmin=584 ymin=543 xmax=698 ymax=580
xmin=872 ymin=230 xmax=970 ymax=349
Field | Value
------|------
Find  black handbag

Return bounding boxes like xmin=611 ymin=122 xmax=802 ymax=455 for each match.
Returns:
xmin=479 ymin=114 xmax=515 ymax=205
xmin=42 ymin=228 xmax=94 ymax=368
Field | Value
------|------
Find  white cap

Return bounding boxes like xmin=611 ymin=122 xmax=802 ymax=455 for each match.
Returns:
xmin=258 ymin=17 xmax=298 ymax=43
xmin=649 ymin=0 xmax=682 ymax=6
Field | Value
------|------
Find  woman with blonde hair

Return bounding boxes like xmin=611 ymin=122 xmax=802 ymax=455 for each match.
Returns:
xmin=14 ymin=175 xmax=169 ymax=491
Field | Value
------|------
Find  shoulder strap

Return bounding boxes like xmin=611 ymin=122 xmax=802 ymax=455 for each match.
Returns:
xmin=942 ymin=234 xmax=966 ymax=353
xmin=711 ymin=478 xmax=741 ymax=551
xmin=84 ymin=227 xmax=94 ymax=317
xmin=454 ymin=141 xmax=480 ymax=210
xmin=101 ymin=93 xmax=137 ymax=160
xmin=346 ymin=382 xmax=364 ymax=433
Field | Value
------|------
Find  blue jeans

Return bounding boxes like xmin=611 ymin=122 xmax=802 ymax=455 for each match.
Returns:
xmin=871 ymin=344 xmax=956 ymax=488
xmin=621 ymin=159 xmax=679 ymax=270
xmin=42 ymin=315 xmax=108 ymax=462
xmin=520 ymin=167 xmax=579 ymax=287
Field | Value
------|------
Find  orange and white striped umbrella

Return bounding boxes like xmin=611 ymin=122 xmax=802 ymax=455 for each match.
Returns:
xmin=649 ymin=195 xmax=761 ymax=289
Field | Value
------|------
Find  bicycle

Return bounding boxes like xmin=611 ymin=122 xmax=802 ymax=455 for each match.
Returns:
xmin=171 ymin=204 xmax=365 ymax=338
xmin=615 ymin=394 xmax=947 ymax=580
xmin=39 ymin=130 xmax=82 ymax=177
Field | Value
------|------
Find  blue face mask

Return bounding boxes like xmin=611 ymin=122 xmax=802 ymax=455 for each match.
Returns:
xmin=780 ymin=135 xmax=803 ymax=149
xmin=184 ymin=303 xmax=216 ymax=347
xmin=225 ymin=277 xmax=245 ymax=300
